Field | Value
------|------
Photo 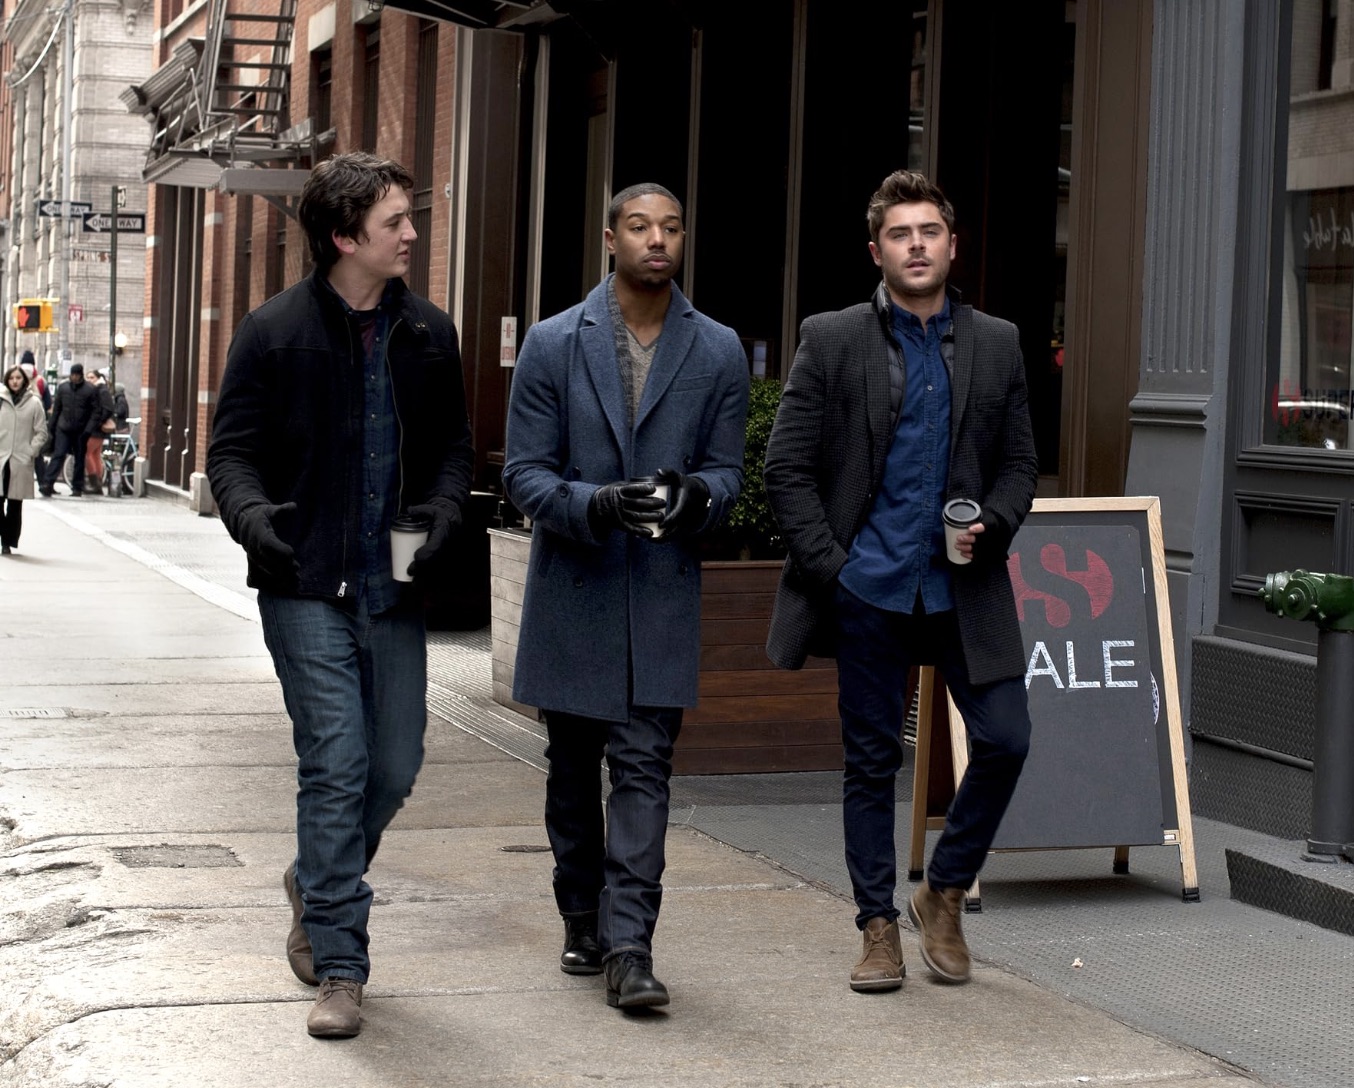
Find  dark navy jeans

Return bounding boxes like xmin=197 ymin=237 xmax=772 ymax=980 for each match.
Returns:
xmin=835 ymin=584 xmax=1031 ymax=929
xmin=257 ymin=591 xmax=427 ymax=983
xmin=542 ymin=706 xmax=682 ymax=961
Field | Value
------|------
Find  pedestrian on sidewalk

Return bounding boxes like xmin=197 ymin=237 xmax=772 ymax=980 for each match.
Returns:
xmin=83 ymin=371 xmax=117 ymax=495
xmin=763 ymin=170 xmax=1039 ymax=993
xmin=503 ymin=182 xmax=749 ymax=1013
xmin=40 ymin=362 xmax=99 ymax=497
xmin=1 ymin=365 xmax=48 ymax=554
xmin=206 ymin=152 xmax=474 ymax=1039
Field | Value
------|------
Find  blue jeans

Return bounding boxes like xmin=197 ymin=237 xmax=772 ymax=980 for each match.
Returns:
xmin=542 ymin=706 xmax=682 ymax=960
xmin=835 ymin=584 xmax=1031 ymax=928
xmin=257 ymin=591 xmax=427 ymax=983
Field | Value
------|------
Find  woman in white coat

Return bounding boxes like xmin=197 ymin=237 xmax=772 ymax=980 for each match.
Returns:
xmin=1 ymin=365 xmax=49 ymax=554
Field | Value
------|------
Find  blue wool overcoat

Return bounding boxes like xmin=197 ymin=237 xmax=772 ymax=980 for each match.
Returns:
xmin=502 ymin=277 xmax=749 ymax=722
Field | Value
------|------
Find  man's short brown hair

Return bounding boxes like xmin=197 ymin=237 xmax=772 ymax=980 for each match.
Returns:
xmin=299 ymin=152 xmax=415 ymax=272
xmin=866 ymin=170 xmax=956 ymax=243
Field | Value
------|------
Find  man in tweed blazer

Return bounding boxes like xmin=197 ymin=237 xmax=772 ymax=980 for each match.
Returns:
xmin=764 ymin=171 xmax=1038 ymax=993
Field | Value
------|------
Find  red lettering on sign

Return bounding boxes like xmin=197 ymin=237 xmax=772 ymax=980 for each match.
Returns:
xmin=1008 ymin=553 xmax=1072 ymax=628
xmin=1039 ymin=543 xmax=1113 ymax=619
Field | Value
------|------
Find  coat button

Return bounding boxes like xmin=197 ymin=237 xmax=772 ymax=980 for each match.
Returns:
xmin=678 ymin=564 xmax=688 ymax=575
xmin=573 ymin=577 xmax=584 ymax=588
xmin=557 ymin=484 xmax=569 ymax=497
xmin=682 ymin=456 xmax=691 ymax=467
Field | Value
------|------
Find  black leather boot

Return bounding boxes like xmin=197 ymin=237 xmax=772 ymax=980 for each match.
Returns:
xmin=604 ymin=952 xmax=669 ymax=1009
xmin=560 ymin=911 xmax=602 ymax=975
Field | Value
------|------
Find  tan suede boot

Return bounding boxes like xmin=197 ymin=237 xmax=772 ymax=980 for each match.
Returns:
xmin=908 ymin=882 xmax=971 ymax=983
xmin=849 ymin=916 xmax=905 ymax=992
xmin=307 ymin=978 xmax=363 ymax=1037
xmin=283 ymin=864 xmax=318 ymax=986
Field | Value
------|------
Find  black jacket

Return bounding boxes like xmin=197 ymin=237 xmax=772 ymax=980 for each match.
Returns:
xmin=763 ymin=284 xmax=1039 ymax=683
xmin=49 ymin=378 xmax=101 ymax=436
xmin=206 ymin=271 xmax=475 ymax=600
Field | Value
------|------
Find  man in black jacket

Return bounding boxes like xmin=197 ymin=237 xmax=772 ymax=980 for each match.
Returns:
xmin=40 ymin=363 xmax=101 ymax=496
xmin=206 ymin=153 xmax=473 ymax=1039
xmin=764 ymin=171 xmax=1038 ymax=995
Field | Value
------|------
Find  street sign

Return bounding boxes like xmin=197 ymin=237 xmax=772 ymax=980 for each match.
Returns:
xmin=36 ymin=199 xmax=93 ymax=218
xmin=68 ymin=304 xmax=84 ymax=323
xmin=81 ymin=212 xmax=146 ymax=233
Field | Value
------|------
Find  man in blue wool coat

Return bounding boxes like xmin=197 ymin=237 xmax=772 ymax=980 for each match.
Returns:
xmin=503 ymin=182 xmax=748 ymax=1012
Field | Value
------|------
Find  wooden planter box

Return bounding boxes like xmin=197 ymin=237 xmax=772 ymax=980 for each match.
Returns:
xmin=488 ymin=531 xmax=841 ymax=774
xmin=680 ymin=560 xmax=840 ymax=775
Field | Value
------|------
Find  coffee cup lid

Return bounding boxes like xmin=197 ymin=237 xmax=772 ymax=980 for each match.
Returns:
xmin=393 ymin=514 xmax=432 ymax=530
xmin=942 ymin=498 xmax=982 ymax=525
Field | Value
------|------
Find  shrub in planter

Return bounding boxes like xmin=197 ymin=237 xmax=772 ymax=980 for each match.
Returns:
xmin=704 ymin=377 xmax=786 ymax=561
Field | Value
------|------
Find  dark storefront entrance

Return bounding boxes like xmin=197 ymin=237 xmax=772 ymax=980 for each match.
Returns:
xmin=391 ymin=0 xmax=1153 ymax=503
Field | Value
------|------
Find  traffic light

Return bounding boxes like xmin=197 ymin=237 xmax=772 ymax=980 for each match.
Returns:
xmin=13 ymin=298 xmax=55 ymax=332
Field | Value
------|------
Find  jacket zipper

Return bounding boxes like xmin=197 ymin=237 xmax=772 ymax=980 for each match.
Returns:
xmin=388 ymin=316 xmax=406 ymax=512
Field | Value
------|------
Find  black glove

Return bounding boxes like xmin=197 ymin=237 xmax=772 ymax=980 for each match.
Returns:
xmin=237 ymin=502 xmax=298 ymax=581
xmin=588 ymin=479 xmax=667 ymax=537
xmin=654 ymin=468 xmax=711 ymax=541
xmin=406 ymin=497 xmax=462 ymax=579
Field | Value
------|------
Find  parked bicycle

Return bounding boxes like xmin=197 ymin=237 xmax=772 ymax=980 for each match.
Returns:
xmin=61 ymin=416 xmax=140 ymax=497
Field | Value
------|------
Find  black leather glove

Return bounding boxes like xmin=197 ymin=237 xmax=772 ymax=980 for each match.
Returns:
xmin=588 ymin=479 xmax=667 ymax=537
xmin=238 ymin=502 xmax=298 ymax=581
xmin=406 ymin=497 xmax=463 ymax=579
xmin=654 ymin=468 xmax=711 ymax=541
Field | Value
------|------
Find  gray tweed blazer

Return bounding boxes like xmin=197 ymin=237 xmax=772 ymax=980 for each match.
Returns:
xmin=763 ymin=284 xmax=1038 ymax=684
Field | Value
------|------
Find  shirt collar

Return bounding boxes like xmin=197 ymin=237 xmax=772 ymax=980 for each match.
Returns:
xmin=890 ymin=294 xmax=951 ymax=339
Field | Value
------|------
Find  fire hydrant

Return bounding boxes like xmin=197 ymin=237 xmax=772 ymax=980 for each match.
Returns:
xmin=1259 ymin=570 xmax=1354 ymax=861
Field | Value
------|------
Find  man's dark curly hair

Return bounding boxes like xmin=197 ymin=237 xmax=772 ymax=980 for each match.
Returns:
xmin=866 ymin=170 xmax=956 ymax=243
xmin=299 ymin=152 xmax=415 ymax=272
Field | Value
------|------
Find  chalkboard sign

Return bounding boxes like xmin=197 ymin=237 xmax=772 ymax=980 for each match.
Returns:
xmin=909 ymin=497 xmax=1199 ymax=904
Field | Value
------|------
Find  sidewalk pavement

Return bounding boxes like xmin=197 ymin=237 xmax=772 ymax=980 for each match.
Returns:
xmin=0 ymin=493 xmax=1345 ymax=1087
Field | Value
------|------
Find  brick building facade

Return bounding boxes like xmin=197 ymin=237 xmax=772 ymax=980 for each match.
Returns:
xmin=1 ymin=0 xmax=152 ymax=392
xmin=127 ymin=0 xmax=457 ymax=505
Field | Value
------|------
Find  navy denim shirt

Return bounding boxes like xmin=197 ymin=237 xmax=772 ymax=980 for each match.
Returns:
xmin=329 ymin=280 xmax=402 ymax=613
xmin=839 ymin=296 xmax=954 ymax=614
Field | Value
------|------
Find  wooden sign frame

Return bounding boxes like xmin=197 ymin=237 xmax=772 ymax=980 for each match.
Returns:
xmin=908 ymin=496 xmax=1200 ymax=909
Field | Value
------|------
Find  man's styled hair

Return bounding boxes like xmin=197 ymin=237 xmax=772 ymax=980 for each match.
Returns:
xmin=607 ymin=183 xmax=683 ymax=231
xmin=867 ymin=171 xmax=956 ymax=243
xmin=299 ymin=152 xmax=415 ymax=272
xmin=4 ymin=366 xmax=28 ymax=394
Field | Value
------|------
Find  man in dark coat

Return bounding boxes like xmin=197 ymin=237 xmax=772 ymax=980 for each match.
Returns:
xmin=207 ymin=153 xmax=473 ymax=1039
xmin=40 ymin=363 xmax=100 ymax=496
xmin=764 ymin=170 xmax=1039 ymax=994
xmin=503 ymin=182 xmax=748 ymax=1011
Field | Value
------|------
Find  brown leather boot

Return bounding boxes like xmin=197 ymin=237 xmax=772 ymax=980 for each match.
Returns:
xmin=283 ymin=864 xmax=318 ymax=986
xmin=306 ymin=978 xmax=363 ymax=1037
xmin=849 ymin=916 xmax=905 ymax=992
xmin=908 ymin=882 xmax=971 ymax=983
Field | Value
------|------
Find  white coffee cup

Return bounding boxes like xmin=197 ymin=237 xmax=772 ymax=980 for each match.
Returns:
xmin=391 ymin=514 xmax=431 ymax=582
xmin=630 ymin=477 xmax=670 ymax=539
xmin=941 ymin=498 xmax=982 ymax=565
xmin=648 ymin=483 xmax=670 ymax=538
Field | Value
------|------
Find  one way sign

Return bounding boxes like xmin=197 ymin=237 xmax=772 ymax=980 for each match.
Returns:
xmin=81 ymin=212 xmax=146 ymax=233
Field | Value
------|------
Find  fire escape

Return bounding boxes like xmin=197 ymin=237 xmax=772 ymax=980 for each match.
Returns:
xmin=122 ymin=0 xmax=322 ymax=215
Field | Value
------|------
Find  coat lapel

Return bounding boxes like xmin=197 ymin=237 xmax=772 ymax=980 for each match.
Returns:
xmin=579 ymin=279 xmax=630 ymax=457
xmin=633 ymin=284 xmax=698 ymax=432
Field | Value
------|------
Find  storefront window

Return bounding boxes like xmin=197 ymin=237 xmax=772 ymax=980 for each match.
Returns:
xmin=1265 ymin=0 xmax=1354 ymax=451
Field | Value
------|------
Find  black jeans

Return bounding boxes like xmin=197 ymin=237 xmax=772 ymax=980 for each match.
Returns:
xmin=1 ymin=463 xmax=20 ymax=547
xmin=543 ymin=705 xmax=683 ymax=960
xmin=44 ymin=429 xmax=85 ymax=492
xmin=835 ymin=584 xmax=1031 ymax=928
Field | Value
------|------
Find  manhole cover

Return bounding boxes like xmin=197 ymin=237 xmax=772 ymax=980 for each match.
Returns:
xmin=0 ymin=708 xmax=68 ymax=719
xmin=113 ymin=845 xmax=242 ymax=869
